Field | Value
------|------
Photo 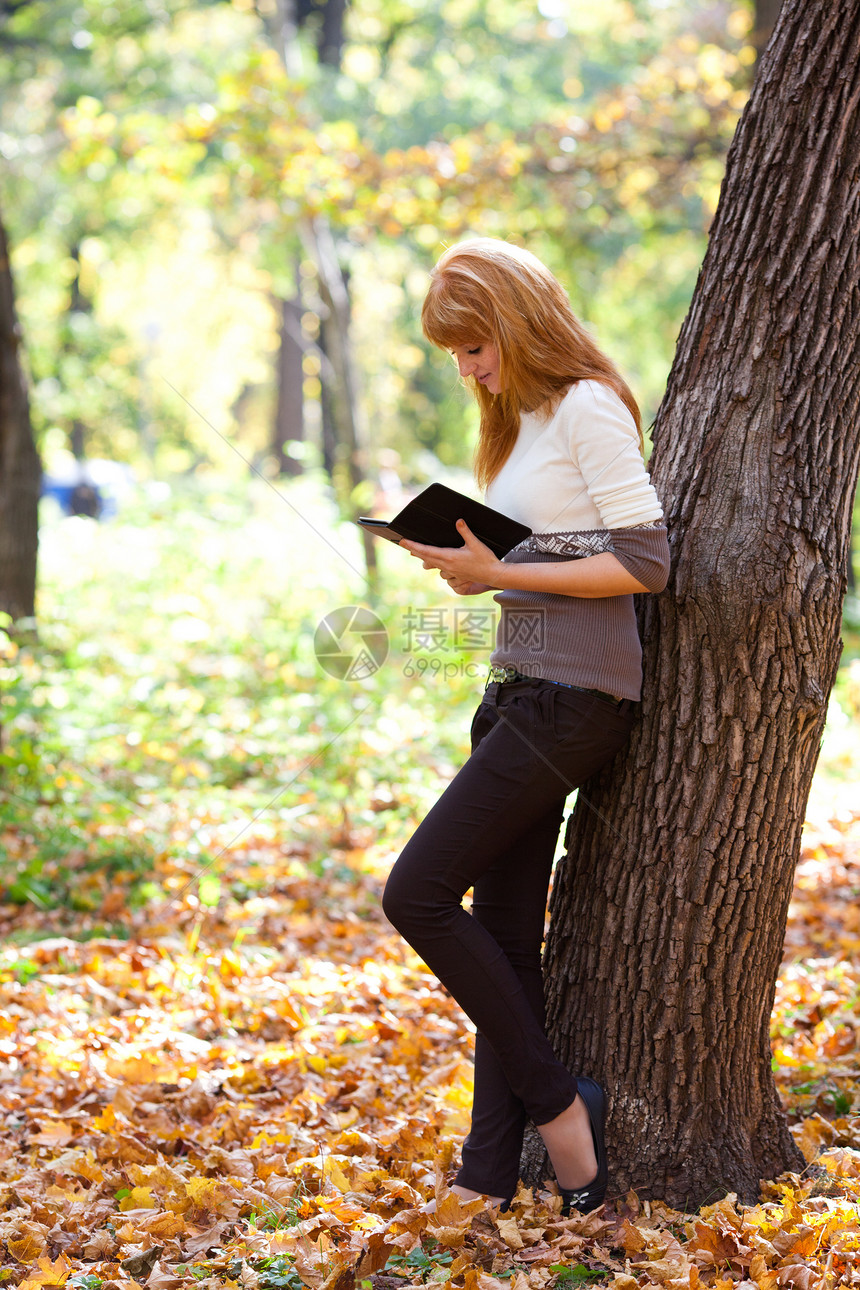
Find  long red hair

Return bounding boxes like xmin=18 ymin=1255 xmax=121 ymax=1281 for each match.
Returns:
xmin=421 ymin=238 xmax=643 ymax=488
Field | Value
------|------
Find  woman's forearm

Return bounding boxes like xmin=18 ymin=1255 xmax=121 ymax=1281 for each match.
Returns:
xmin=493 ymin=551 xmax=650 ymax=598
xmin=402 ymin=522 xmax=656 ymax=597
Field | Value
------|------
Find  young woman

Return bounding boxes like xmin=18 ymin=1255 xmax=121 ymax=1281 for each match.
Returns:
xmin=382 ymin=239 xmax=670 ymax=1212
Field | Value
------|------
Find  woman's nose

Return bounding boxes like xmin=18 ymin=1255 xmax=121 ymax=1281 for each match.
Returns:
xmin=457 ymin=354 xmax=474 ymax=378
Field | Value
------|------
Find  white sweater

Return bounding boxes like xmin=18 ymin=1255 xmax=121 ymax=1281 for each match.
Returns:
xmin=484 ymin=380 xmax=670 ymax=700
xmin=485 ymin=379 xmax=664 ymax=532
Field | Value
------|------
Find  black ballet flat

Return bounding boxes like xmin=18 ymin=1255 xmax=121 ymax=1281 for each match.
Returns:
xmin=559 ymin=1077 xmax=608 ymax=1216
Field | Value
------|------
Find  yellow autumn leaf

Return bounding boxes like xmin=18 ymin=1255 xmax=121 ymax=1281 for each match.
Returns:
xmin=119 ymin=1185 xmax=157 ymax=1210
xmin=8 ymin=1231 xmax=47 ymax=1263
xmin=321 ymin=1155 xmax=352 ymax=1192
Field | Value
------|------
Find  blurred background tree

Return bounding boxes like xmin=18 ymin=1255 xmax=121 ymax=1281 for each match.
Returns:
xmin=0 ymin=0 xmax=756 ymax=465
xmin=0 ymin=197 xmax=39 ymax=623
xmin=8 ymin=0 xmax=852 ymax=617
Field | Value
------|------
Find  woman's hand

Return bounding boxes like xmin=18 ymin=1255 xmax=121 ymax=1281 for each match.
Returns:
xmin=444 ymin=576 xmax=494 ymax=596
xmin=400 ymin=519 xmax=503 ymax=589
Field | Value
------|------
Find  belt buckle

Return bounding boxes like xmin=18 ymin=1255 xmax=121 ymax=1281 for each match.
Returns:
xmin=487 ymin=664 xmax=522 ymax=685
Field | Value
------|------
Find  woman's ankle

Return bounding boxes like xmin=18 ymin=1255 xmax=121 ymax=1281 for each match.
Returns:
xmin=536 ymin=1095 xmax=597 ymax=1191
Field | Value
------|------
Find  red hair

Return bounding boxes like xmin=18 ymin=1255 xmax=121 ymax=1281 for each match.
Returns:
xmin=421 ymin=238 xmax=643 ymax=488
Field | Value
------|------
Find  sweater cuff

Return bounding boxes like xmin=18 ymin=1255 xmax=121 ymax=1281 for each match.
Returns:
xmin=609 ymin=523 xmax=670 ymax=593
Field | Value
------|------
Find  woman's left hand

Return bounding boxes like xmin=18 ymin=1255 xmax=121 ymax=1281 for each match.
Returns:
xmin=400 ymin=519 xmax=503 ymax=586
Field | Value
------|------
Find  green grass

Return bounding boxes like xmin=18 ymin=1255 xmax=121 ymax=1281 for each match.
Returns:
xmin=0 ymin=474 xmax=493 ymax=911
xmin=2 ymin=473 xmax=858 ymax=915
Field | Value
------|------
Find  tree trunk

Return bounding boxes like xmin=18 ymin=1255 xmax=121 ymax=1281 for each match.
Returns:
xmin=319 ymin=313 xmax=338 ymax=482
xmin=294 ymin=0 xmax=348 ymax=66
xmin=66 ymin=241 xmax=89 ymax=460
xmin=317 ymin=0 xmax=347 ymax=67
xmin=0 ymin=203 xmax=40 ymax=624
xmin=273 ymin=294 xmax=305 ymax=477
xmin=304 ymin=218 xmax=377 ymax=589
xmin=540 ymin=0 xmax=860 ymax=1208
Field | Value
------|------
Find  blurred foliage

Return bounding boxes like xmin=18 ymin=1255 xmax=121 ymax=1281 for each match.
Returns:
xmin=1 ymin=0 xmax=856 ymax=817
xmin=1 ymin=0 xmax=762 ymax=479
xmin=0 ymin=479 xmax=496 ymax=911
xmin=2 ymin=480 xmax=858 ymax=918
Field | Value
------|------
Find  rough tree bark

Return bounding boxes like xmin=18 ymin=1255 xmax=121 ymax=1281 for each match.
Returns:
xmin=540 ymin=0 xmax=860 ymax=1207
xmin=0 ymin=201 xmax=40 ymax=623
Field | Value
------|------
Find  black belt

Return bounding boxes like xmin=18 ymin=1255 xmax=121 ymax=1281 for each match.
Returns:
xmin=485 ymin=665 xmax=624 ymax=708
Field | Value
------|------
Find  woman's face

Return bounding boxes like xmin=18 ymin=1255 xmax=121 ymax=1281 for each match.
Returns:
xmin=451 ymin=342 xmax=502 ymax=394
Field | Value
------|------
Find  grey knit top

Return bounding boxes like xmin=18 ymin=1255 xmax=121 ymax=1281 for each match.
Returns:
xmin=484 ymin=380 xmax=670 ymax=701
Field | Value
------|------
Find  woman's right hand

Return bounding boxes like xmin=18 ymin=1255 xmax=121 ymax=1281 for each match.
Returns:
xmin=443 ymin=574 xmax=493 ymax=596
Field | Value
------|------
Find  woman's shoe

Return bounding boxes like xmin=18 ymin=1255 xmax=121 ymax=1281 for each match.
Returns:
xmin=559 ymin=1077 xmax=608 ymax=1216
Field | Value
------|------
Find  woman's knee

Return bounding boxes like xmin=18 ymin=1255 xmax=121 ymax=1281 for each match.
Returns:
xmin=381 ymin=868 xmax=409 ymax=930
xmin=382 ymin=856 xmax=456 ymax=934
xmin=381 ymin=856 xmax=426 ymax=932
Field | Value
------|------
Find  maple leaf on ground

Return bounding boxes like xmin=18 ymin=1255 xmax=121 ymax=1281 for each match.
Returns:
xmin=182 ymin=1220 xmax=236 ymax=1257
xmin=16 ymin=1253 xmax=75 ymax=1290
xmin=143 ymin=1261 xmax=187 ymax=1290
xmin=7 ymin=1225 xmax=47 ymax=1262
xmin=120 ymin=1244 xmax=164 ymax=1276
xmin=688 ymin=1217 xmax=753 ymax=1267
xmin=793 ymin=1113 xmax=837 ymax=1162
xmin=512 ymin=1241 xmax=553 ymax=1263
xmin=775 ymin=1265 xmax=819 ymax=1290
xmin=81 ymin=1227 xmax=118 ymax=1258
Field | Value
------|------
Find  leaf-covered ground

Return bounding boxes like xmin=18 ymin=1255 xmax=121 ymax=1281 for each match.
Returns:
xmin=2 ymin=484 xmax=860 ymax=1289
xmin=2 ymin=789 xmax=860 ymax=1290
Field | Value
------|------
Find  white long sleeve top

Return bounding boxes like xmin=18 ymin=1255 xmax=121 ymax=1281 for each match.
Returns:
xmin=484 ymin=379 xmax=670 ymax=700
